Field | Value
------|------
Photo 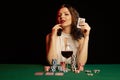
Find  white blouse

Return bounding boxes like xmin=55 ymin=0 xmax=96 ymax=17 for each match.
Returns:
xmin=56 ymin=32 xmax=79 ymax=64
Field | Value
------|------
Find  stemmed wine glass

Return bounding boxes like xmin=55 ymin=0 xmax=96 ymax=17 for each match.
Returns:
xmin=61 ymin=39 xmax=73 ymax=71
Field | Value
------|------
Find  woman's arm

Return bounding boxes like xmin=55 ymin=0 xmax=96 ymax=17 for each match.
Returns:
xmin=77 ymin=22 xmax=91 ymax=70
xmin=46 ymin=33 xmax=58 ymax=65
xmin=77 ymin=36 xmax=89 ymax=65
xmin=46 ymin=24 xmax=62 ymax=65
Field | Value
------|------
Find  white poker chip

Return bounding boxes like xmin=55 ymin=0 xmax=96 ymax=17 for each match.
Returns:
xmin=87 ymin=73 xmax=94 ymax=76
xmin=85 ymin=70 xmax=92 ymax=73
xmin=93 ymin=69 xmax=100 ymax=73
xmin=55 ymin=72 xmax=64 ymax=76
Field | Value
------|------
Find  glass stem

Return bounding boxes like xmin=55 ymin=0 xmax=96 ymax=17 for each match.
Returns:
xmin=66 ymin=59 xmax=68 ymax=69
xmin=66 ymin=58 xmax=69 ymax=70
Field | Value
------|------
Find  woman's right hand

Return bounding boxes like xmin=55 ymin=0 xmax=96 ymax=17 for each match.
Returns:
xmin=51 ymin=24 xmax=62 ymax=37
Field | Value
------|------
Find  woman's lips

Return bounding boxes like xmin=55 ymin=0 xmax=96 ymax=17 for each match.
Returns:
xmin=60 ymin=20 xmax=65 ymax=24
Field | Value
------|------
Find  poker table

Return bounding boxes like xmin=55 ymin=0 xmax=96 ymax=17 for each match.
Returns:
xmin=0 ymin=64 xmax=120 ymax=80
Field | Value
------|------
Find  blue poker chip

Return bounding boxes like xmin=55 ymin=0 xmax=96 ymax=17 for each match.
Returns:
xmin=52 ymin=59 xmax=57 ymax=65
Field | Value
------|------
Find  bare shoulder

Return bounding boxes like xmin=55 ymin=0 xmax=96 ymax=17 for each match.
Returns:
xmin=46 ymin=33 xmax=52 ymax=43
xmin=46 ymin=33 xmax=52 ymax=39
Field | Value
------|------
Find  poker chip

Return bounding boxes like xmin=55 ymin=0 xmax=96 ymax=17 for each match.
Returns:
xmin=60 ymin=62 xmax=66 ymax=71
xmin=50 ymin=59 xmax=58 ymax=72
xmin=36 ymin=58 xmax=103 ymax=77
xmin=87 ymin=73 xmax=94 ymax=76
xmin=93 ymin=69 xmax=100 ymax=73
xmin=84 ymin=69 xmax=101 ymax=76
xmin=55 ymin=72 xmax=64 ymax=76
xmin=44 ymin=66 xmax=50 ymax=72
xmin=52 ymin=59 xmax=57 ymax=66
xmin=71 ymin=55 xmax=76 ymax=72
xmin=34 ymin=72 xmax=44 ymax=76
xmin=57 ymin=66 xmax=63 ymax=72
xmin=45 ymin=72 xmax=54 ymax=76
xmin=63 ymin=69 xmax=68 ymax=72
xmin=85 ymin=70 xmax=92 ymax=73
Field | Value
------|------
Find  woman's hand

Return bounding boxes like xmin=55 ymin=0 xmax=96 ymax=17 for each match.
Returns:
xmin=51 ymin=24 xmax=62 ymax=37
xmin=80 ymin=22 xmax=91 ymax=37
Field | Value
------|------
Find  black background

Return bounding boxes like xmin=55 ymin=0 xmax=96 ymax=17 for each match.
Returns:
xmin=0 ymin=0 xmax=117 ymax=64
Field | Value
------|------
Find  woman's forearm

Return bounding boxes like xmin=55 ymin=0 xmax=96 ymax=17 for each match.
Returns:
xmin=47 ymin=37 xmax=58 ymax=65
xmin=77 ymin=36 xmax=89 ymax=65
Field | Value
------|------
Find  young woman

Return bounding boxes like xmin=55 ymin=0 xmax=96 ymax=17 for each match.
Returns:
xmin=46 ymin=4 xmax=91 ymax=71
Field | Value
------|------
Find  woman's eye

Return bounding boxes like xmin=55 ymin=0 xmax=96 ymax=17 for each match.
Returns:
xmin=57 ymin=13 xmax=69 ymax=17
xmin=65 ymin=14 xmax=69 ymax=16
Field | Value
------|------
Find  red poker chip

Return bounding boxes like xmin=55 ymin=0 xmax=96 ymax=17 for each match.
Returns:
xmin=44 ymin=66 xmax=50 ymax=72
xmin=34 ymin=72 xmax=44 ymax=76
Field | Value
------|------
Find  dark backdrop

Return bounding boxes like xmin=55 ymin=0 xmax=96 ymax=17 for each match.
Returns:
xmin=0 ymin=0 xmax=117 ymax=64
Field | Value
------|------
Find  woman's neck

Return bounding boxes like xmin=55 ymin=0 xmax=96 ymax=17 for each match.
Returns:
xmin=63 ymin=26 xmax=71 ymax=34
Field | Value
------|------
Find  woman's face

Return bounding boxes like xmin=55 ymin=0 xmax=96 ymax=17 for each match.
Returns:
xmin=57 ymin=7 xmax=72 ymax=28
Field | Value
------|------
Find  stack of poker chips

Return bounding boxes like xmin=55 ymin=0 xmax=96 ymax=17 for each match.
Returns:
xmin=57 ymin=65 xmax=63 ymax=72
xmin=71 ymin=55 xmax=77 ymax=72
xmin=50 ymin=59 xmax=57 ymax=72
xmin=60 ymin=62 xmax=66 ymax=71
xmin=58 ymin=62 xmax=68 ymax=72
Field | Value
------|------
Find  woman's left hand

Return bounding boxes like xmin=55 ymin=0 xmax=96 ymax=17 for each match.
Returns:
xmin=80 ymin=22 xmax=91 ymax=37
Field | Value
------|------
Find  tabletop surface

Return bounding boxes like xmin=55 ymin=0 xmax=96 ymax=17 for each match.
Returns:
xmin=0 ymin=64 xmax=120 ymax=80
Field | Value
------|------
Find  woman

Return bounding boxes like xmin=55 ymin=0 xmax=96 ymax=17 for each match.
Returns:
xmin=46 ymin=4 xmax=91 ymax=71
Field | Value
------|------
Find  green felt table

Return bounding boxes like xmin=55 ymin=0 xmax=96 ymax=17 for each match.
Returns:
xmin=0 ymin=64 xmax=120 ymax=80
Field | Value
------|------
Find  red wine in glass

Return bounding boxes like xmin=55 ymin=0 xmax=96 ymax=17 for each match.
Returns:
xmin=61 ymin=51 xmax=73 ymax=71
xmin=61 ymin=51 xmax=73 ymax=59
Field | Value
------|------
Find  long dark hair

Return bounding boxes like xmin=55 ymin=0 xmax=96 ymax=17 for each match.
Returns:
xmin=57 ymin=4 xmax=84 ymax=40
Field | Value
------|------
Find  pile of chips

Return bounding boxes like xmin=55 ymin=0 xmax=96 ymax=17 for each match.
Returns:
xmin=71 ymin=55 xmax=85 ymax=73
xmin=85 ymin=69 xmax=100 ymax=76
xmin=35 ymin=58 xmax=101 ymax=76
xmin=44 ymin=59 xmax=67 ymax=73
xmin=35 ymin=59 xmax=65 ymax=76
xmin=50 ymin=59 xmax=57 ymax=72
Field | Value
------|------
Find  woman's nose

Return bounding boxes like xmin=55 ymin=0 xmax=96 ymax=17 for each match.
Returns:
xmin=60 ymin=15 xmax=65 ymax=20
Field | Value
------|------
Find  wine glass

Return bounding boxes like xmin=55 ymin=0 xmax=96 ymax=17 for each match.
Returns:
xmin=61 ymin=41 xmax=73 ymax=71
